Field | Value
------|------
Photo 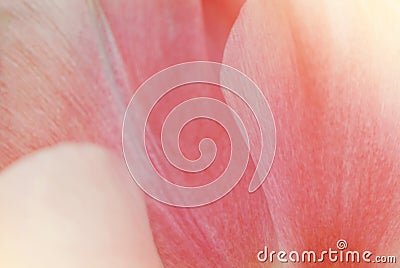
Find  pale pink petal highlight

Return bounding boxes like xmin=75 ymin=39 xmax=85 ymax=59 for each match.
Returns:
xmin=0 ymin=143 xmax=162 ymax=267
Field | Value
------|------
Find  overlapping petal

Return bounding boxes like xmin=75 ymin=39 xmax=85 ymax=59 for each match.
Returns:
xmin=223 ymin=0 xmax=400 ymax=266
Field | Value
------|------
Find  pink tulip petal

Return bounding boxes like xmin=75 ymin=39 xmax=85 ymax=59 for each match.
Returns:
xmin=0 ymin=0 xmax=130 ymax=169
xmin=96 ymin=2 xmax=278 ymax=266
xmin=223 ymin=0 xmax=400 ymax=265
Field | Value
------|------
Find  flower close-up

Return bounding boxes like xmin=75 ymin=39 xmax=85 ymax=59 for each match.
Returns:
xmin=1 ymin=0 xmax=400 ymax=267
